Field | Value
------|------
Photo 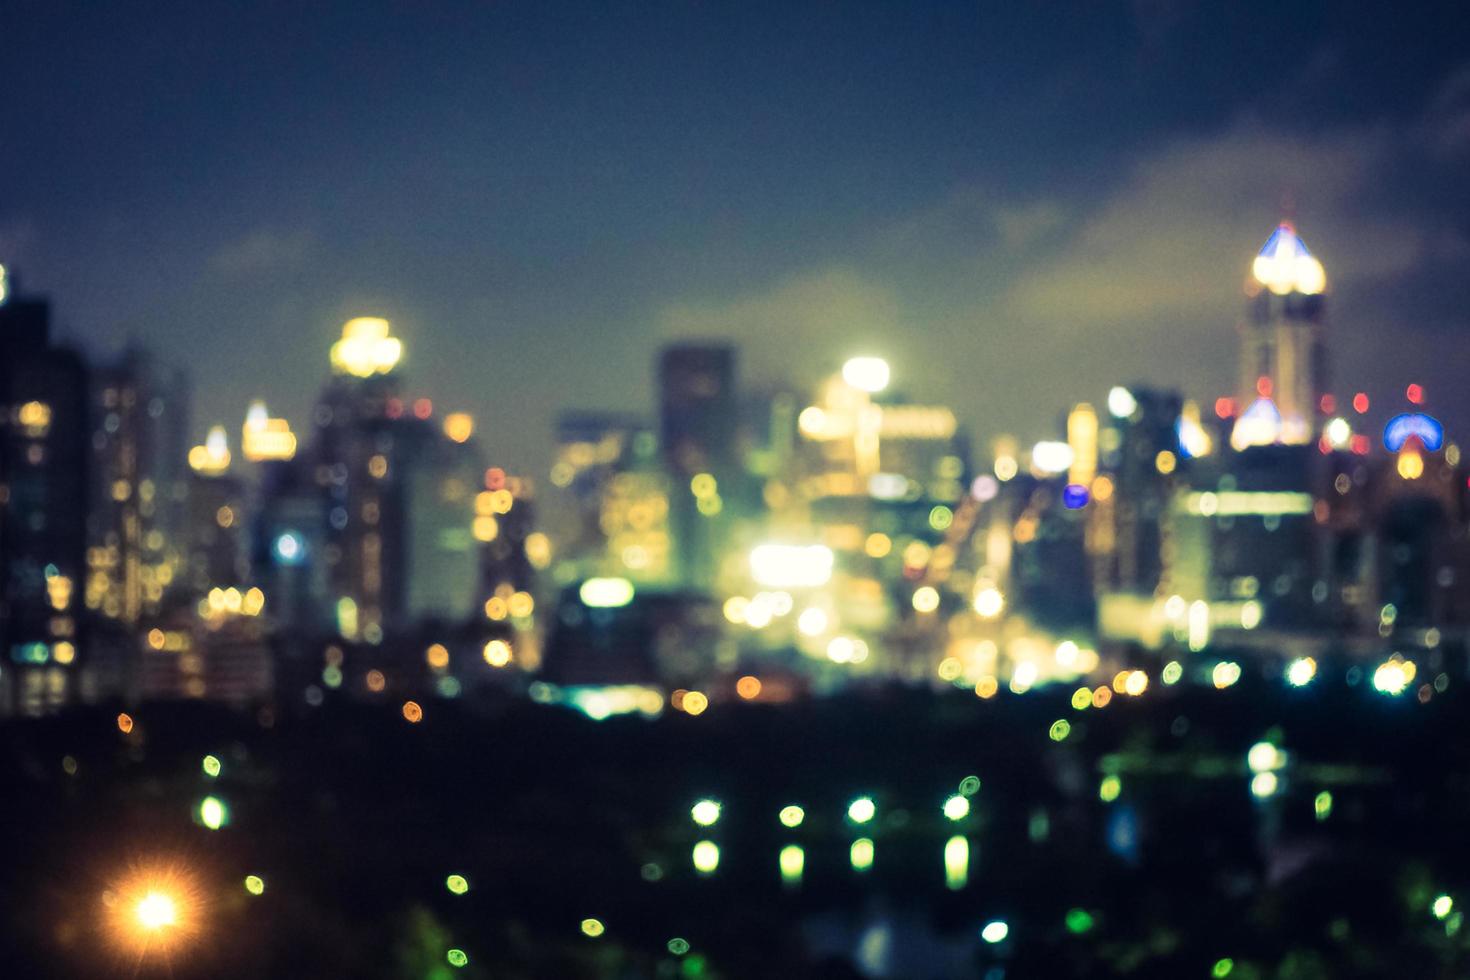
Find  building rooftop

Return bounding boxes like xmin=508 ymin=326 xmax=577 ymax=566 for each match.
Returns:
xmin=1251 ymin=222 xmax=1326 ymax=296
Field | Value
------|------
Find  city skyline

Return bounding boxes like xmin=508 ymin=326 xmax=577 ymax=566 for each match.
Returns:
xmin=4 ymin=2 xmax=1470 ymax=472
xmin=8 ymin=8 xmax=1470 ymax=977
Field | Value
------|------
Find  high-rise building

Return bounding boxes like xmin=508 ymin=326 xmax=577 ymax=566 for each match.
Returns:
xmin=405 ymin=423 xmax=482 ymax=624
xmin=0 ymin=283 xmax=90 ymax=715
xmin=312 ymin=317 xmax=407 ymax=643
xmin=86 ymin=349 xmax=190 ymax=624
xmin=1095 ymin=385 xmax=1182 ymax=597
xmin=1233 ymin=223 xmax=1327 ymax=449
xmin=252 ymin=453 xmax=332 ymax=635
xmin=184 ymin=425 xmax=248 ymax=596
xmin=549 ymin=411 xmax=649 ymax=576
xmin=658 ymin=344 xmax=737 ymax=589
xmin=659 ymin=344 xmax=737 ymax=479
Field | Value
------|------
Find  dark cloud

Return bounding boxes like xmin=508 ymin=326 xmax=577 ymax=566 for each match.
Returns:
xmin=208 ymin=228 xmax=316 ymax=280
xmin=3 ymin=3 xmax=1470 ymax=470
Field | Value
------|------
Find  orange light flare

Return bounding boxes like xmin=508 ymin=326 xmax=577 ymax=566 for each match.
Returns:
xmin=103 ymin=862 xmax=206 ymax=959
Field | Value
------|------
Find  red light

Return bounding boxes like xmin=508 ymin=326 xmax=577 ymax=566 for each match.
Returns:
xmin=1318 ymin=436 xmax=1331 ymax=454
xmin=1350 ymin=434 xmax=1370 ymax=455
xmin=1319 ymin=394 xmax=1335 ymax=414
xmin=1406 ymin=383 xmax=1424 ymax=404
xmin=386 ymin=398 xmax=404 ymax=419
xmin=485 ymin=467 xmax=506 ymax=491
xmin=1214 ymin=397 xmax=1236 ymax=419
xmin=1256 ymin=376 xmax=1273 ymax=398
xmin=413 ymin=398 xmax=432 ymax=420
xmin=1352 ymin=392 xmax=1369 ymax=413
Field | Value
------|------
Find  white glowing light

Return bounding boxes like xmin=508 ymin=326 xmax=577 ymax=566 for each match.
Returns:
xmin=1030 ymin=441 xmax=1074 ymax=475
xmin=750 ymin=544 xmax=833 ymax=589
xmin=331 ymin=317 xmax=403 ymax=377
xmin=797 ymin=607 xmax=829 ymax=637
xmin=842 ymin=357 xmax=890 ymax=393
xmin=1252 ymin=224 xmax=1326 ymax=296
xmin=1247 ymin=742 xmax=1282 ymax=773
xmin=1107 ymin=386 xmax=1137 ymax=419
xmin=580 ymin=577 xmax=635 ymax=608
xmin=973 ymin=586 xmax=1004 ymax=619
xmin=1286 ymin=657 xmax=1317 ymax=687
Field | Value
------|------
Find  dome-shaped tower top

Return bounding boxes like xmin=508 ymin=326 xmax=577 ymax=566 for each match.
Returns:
xmin=1251 ymin=222 xmax=1326 ymax=296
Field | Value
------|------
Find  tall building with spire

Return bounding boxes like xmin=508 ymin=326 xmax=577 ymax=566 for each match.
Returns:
xmin=1232 ymin=222 xmax=1327 ymax=450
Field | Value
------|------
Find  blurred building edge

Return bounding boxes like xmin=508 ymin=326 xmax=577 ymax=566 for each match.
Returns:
xmin=0 ymin=287 xmax=91 ymax=716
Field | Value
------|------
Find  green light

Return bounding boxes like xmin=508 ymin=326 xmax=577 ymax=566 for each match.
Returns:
xmin=446 ymin=874 xmax=469 ymax=895
xmin=447 ymin=948 xmax=468 ymax=968
xmin=1028 ymin=808 xmax=1050 ymax=842
xmin=1314 ymin=790 xmax=1333 ymax=821
xmin=1049 ymin=719 xmax=1071 ymax=742
xmin=1161 ymin=661 xmax=1183 ymax=685
xmin=244 ymin=875 xmax=265 ymax=896
xmin=778 ymin=805 xmax=804 ymax=828
xmin=850 ymin=837 xmax=874 ymax=871
xmin=691 ymin=799 xmax=721 ymax=827
xmin=667 ymin=937 xmax=690 ymax=956
xmin=943 ymin=835 xmax=968 ymax=891
xmin=202 ymin=755 xmax=221 ymax=778
xmin=692 ymin=840 xmax=719 ymax=874
xmin=1211 ymin=958 xmax=1233 ymax=978
xmin=322 ymin=664 xmax=343 ymax=688
xmin=981 ymin=920 xmax=1008 ymax=943
xmin=847 ymin=796 xmax=876 ymax=824
xmin=1099 ymin=775 xmax=1121 ymax=803
xmin=1065 ymin=907 xmax=1094 ymax=934
xmin=1433 ymin=895 xmax=1454 ymax=920
xmin=581 ymin=918 xmax=605 ymax=937
xmin=779 ymin=844 xmax=804 ymax=886
xmin=958 ymin=776 xmax=981 ymax=797
xmin=1070 ymin=687 xmax=1092 ymax=710
xmin=928 ymin=505 xmax=954 ymax=531
xmin=199 ymin=796 xmax=228 ymax=830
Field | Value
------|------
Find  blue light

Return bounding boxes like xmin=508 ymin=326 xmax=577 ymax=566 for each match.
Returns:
xmin=273 ymin=531 xmax=305 ymax=565
xmin=1062 ymin=484 xmax=1090 ymax=509
xmin=1383 ymin=413 xmax=1443 ymax=452
xmin=10 ymin=642 xmax=49 ymax=664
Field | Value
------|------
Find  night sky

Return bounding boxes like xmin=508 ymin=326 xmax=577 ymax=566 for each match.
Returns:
xmin=3 ymin=1 xmax=1469 ymax=472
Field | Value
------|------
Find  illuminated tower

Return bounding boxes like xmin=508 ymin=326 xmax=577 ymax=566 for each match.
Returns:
xmin=184 ymin=426 xmax=248 ymax=594
xmin=314 ymin=317 xmax=406 ymax=642
xmin=1232 ymin=223 xmax=1327 ymax=450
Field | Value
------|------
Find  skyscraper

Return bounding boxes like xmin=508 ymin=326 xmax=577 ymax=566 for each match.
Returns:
xmin=658 ymin=344 xmax=737 ymax=589
xmin=312 ymin=317 xmax=407 ymax=643
xmin=0 ymin=283 xmax=90 ymax=716
xmin=86 ymin=349 xmax=190 ymax=624
xmin=1232 ymin=222 xmax=1327 ymax=450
